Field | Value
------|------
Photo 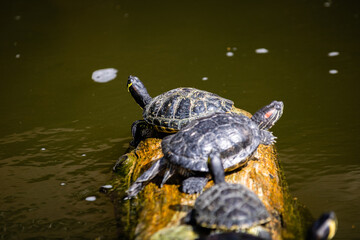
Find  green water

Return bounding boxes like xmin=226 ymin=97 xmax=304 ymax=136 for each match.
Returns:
xmin=1 ymin=0 xmax=359 ymax=239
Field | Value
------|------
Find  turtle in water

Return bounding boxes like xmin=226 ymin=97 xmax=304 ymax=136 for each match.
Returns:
xmin=125 ymin=100 xmax=283 ymax=199
xmin=185 ymin=155 xmax=272 ymax=239
xmin=127 ymin=75 xmax=235 ymax=146
xmin=307 ymin=211 xmax=338 ymax=240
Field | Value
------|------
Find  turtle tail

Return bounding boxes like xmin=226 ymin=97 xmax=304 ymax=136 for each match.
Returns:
xmin=124 ymin=158 xmax=166 ymax=200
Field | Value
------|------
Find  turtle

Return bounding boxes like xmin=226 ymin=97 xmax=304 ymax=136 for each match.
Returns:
xmin=202 ymin=212 xmax=338 ymax=240
xmin=125 ymin=100 xmax=283 ymax=199
xmin=185 ymin=154 xmax=272 ymax=239
xmin=127 ymin=75 xmax=235 ymax=146
xmin=188 ymin=157 xmax=337 ymax=240
xmin=307 ymin=211 xmax=338 ymax=240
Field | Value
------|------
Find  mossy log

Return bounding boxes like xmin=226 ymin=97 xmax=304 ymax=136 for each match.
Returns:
xmin=108 ymin=108 xmax=309 ymax=240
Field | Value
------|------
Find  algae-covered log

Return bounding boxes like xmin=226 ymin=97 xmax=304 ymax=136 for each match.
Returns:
xmin=108 ymin=108 xmax=309 ymax=240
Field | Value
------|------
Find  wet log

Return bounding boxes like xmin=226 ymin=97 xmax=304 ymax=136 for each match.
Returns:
xmin=108 ymin=108 xmax=309 ymax=240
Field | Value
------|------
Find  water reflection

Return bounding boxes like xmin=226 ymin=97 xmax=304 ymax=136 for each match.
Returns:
xmin=0 ymin=126 xmax=124 ymax=238
xmin=255 ymin=48 xmax=269 ymax=54
xmin=328 ymin=51 xmax=339 ymax=57
xmin=279 ymin=117 xmax=360 ymax=239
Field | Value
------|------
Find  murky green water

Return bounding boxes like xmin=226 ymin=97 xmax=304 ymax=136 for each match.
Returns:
xmin=1 ymin=0 xmax=359 ymax=239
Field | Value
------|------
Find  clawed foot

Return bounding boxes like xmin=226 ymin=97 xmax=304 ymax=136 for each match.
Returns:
xmin=182 ymin=177 xmax=208 ymax=194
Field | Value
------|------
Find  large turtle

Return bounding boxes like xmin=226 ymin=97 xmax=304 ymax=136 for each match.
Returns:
xmin=185 ymin=154 xmax=272 ymax=239
xmin=127 ymin=75 xmax=236 ymax=146
xmin=125 ymin=100 xmax=284 ymax=199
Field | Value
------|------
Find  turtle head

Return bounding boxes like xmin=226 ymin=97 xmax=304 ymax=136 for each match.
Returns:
xmin=307 ymin=211 xmax=337 ymax=240
xmin=127 ymin=75 xmax=152 ymax=109
xmin=208 ymin=153 xmax=225 ymax=184
xmin=251 ymin=100 xmax=284 ymax=130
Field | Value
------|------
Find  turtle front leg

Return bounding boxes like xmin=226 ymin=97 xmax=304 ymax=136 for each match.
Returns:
xmin=182 ymin=176 xmax=209 ymax=194
xmin=125 ymin=158 xmax=166 ymax=200
xmin=130 ymin=120 xmax=157 ymax=147
xmin=259 ymin=129 xmax=276 ymax=145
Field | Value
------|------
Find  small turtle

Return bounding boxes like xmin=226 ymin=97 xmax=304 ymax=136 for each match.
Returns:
xmin=127 ymin=75 xmax=235 ymax=146
xmin=125 ymin=100 xmax=283 ymax=199
xmin=187 ymin=157 xmax=338 ymax=240
xmin=307 ymin=212 xmax=338 ymax=240
xmin=203 ymin=211 xmax=338 ymax=240
xmin=185 ymin=155 xmax=271 ymax=239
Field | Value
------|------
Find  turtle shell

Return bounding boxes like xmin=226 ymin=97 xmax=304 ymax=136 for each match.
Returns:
xmin=143 ymin=88 xmax=234 ymax=132
xmin=161 ymin=113 xmax=261 ymax=172
xmin=194 ymin=182 xmax=270 ymax=230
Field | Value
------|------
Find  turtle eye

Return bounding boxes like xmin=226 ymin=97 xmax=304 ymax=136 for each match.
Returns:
xmin=265 ymin=108 xmax=275 ymax=119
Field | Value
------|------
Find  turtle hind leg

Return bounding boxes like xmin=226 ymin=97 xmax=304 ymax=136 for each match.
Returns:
xmin=160 ymin=165 xmax=176 ymax=187
xmin=125 ymin=158 xmax=166 ymax=200
xmin=181 ymin=176 xmax=209 ymax=194
xmin=260 ymin=129 xmax=277 ymax=145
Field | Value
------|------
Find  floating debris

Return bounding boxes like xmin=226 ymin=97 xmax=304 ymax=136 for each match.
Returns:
xmin=15 ymin=54 xmax=20 ymax=59
xmin=60 ymin=182 xmax=66 ymax=186
xmin=81 ymin=154 xmax=86 ymax=157
xmin=41 ymin=148 xmax=46 ymax=151
xmin=226 ymin=52 xmax=234 ymax=57
xmin=255 ymin=48 xmax=269 ymax=54
xmin=324 ymin=0 xmax=332 ymax=7
xmin=14 ymin=15 xmax=21 ymax=21
xmin=92 ymin=68 xmax=118 ymax=83
xmin=329 ymin=69 xmax=338 ymax=74
xmin=85 ymin=196 xmax=96 ymax=201
xmin=202 ymin=77 xmax=208 ymax=81
xmin=99 ymin=184 xmax=113 ymax=194
xmin=328 ymin=51 xmax=339 ymax=57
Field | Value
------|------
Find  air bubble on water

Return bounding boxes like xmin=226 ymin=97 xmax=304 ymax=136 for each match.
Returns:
xmin=255 ymin=48 xmax=269 ymax=54
xmin=85 ymin=196 xmax=96 ymax=201
xmin=202 ymin=77 xmax=208 ymax=81
xmin=226 ymin=52 xmax=234 ymax=57
xmin=328 ymin=51 xmax=339 ymax=57
xmin=102 ymin=185 xmax=113 ymax=189
xmin=92 ymin=68 xmax=118 ymax=83
xmin=329 ymin=69 xmax=338 ymax=74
